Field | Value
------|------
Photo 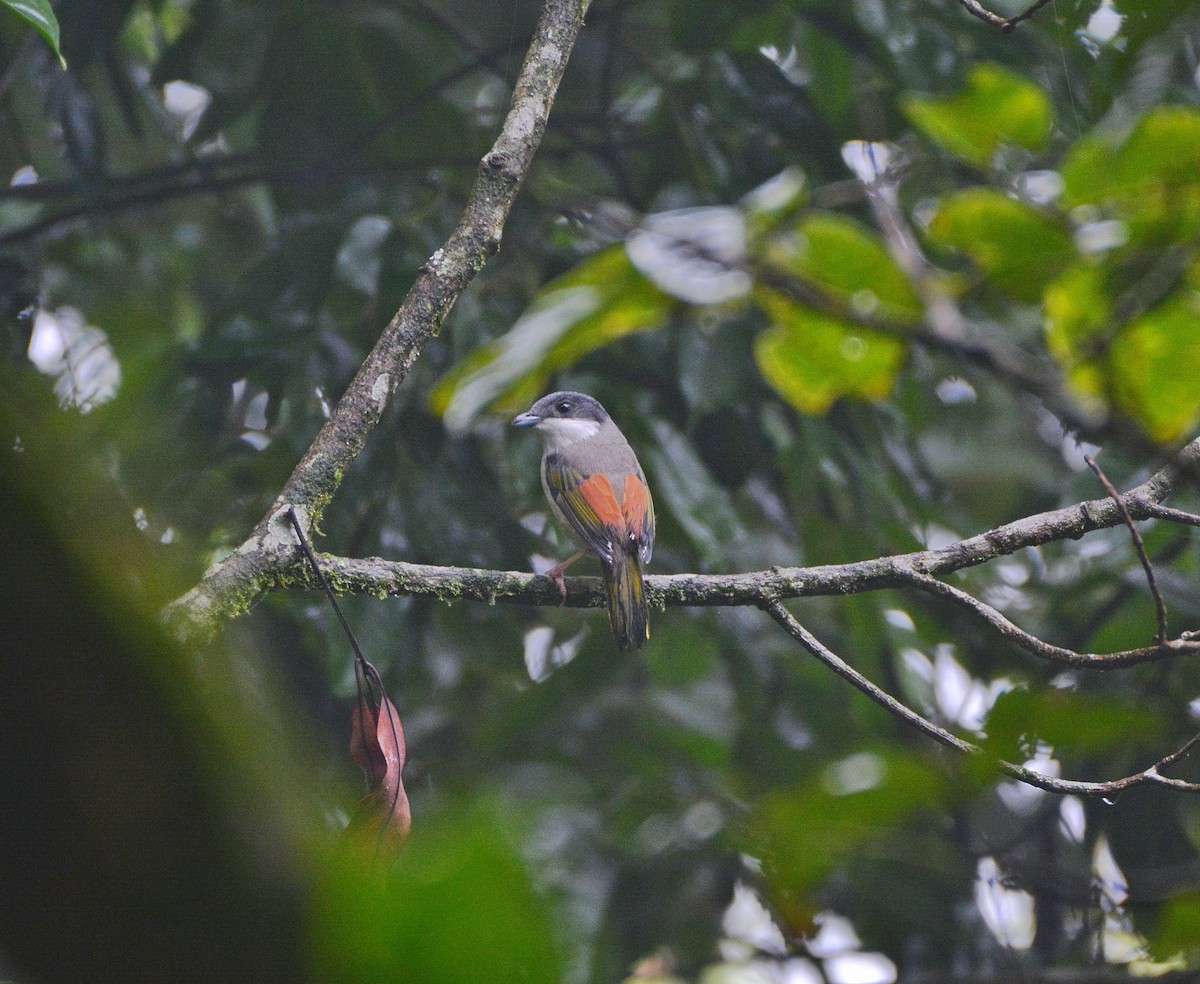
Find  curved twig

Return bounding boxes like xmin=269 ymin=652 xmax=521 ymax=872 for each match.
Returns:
xmin=763 ymin=601 xmax=1200 ymax=796
xmin=898 ymin=570 xmax=1199 ymax=669
xmin=953 ymin=0 xmax=1054 ymax=32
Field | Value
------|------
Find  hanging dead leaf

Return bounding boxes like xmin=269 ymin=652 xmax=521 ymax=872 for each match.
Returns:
xmin=283 ymin=510 xmax=412 ymax=857
xmin=349 ymin=689 xmax=386 ymax=782
xmin=347 ymin=688 xmax=411 ymax=852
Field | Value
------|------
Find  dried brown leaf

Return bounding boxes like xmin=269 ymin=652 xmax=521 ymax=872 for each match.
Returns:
xmin=348 ymin=691 xmax=411 ymax=850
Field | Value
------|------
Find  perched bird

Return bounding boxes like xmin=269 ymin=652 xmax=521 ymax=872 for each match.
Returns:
xmin=513 ymin=391 xmax=655 ymax=651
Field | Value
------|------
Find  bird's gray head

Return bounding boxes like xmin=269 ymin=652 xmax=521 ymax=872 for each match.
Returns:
xmin=512 ymin=391 xmax=611 ymax=449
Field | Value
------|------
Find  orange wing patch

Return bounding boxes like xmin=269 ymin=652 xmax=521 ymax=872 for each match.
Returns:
xmin=578 ymin=474 xmax=625 ymax=530
xmin=622 ymin=474 xmax=650 ymax=537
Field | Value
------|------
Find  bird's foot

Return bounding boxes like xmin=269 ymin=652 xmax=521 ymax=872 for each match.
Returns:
xmin=549 ymin=570 xmax=568 ymax=601
xmin=543 ymin=550 xmax=585 ymax=603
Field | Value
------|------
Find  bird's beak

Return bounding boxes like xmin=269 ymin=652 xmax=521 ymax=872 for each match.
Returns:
xmin=512 ymin=411 xmax=540 ymax=427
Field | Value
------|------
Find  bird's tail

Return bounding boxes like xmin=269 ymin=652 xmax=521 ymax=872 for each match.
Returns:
xmin=605 ymin=549 xmax=649 ymax=652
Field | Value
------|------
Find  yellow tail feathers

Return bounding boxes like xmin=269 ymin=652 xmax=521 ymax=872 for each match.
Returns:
xmin=605 ymin=550 xmax=649 ymax=652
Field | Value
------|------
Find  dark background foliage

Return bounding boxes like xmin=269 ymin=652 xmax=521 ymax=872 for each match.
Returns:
xmin=3 ymin=0 xmax=1200 ymax=981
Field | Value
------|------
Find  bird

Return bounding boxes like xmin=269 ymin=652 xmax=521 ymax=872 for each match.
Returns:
xmin=513 ymin=391 xmax=655 ymax=651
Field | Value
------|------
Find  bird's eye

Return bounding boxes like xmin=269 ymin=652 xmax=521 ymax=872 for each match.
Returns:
xmin=556 ymin=400 xmax=572 ymax=414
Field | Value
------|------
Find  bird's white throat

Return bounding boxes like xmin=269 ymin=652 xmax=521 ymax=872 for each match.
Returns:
xmin=535 ymin=416 xmax=602 ymax=449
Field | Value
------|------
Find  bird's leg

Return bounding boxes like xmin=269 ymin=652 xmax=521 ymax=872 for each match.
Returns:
xmin=543 ymin=550 xmax=586 ymax=601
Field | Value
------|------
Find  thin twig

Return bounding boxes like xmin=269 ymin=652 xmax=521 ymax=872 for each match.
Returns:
xmin=1003 ymin=0 xmax=1056 ymax=29
xmin=1142 ymin=503 xmax=1200 ymax=528
xmin=763 ymin=601 xmax=1200 ymax=795
xmin=1085 ymin=454 xmax=1169 ymax=645
xmin=1063 ymin=533 xmax=1190 ymax=653
xmin=953 ymin=0 xmax=1054 ymax=32
xmin=899 ymin=570 xmax=1198 ymax=669
xmin=286 ymin=507 xmax=379 ymax=751
xmin=0 ymin=156 xmax=471 ymax=249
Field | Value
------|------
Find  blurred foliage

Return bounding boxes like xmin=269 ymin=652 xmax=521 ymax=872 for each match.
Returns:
xmin=311 ymin=802 xmax=563 ymax=984
xmin=902 ymin=62 xmax=1053 ymax=165
xmin=4 ymin=0 xmax=1200 ymax=982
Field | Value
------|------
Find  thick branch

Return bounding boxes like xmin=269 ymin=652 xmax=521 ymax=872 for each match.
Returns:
xmin=167 ymin=0 xmax=587 ymax=636
xmin=216 ymin=438 xmax=1200 ymax=665
xmin=274 ymin=0 xmax=583 ymax=527
xmin=763 ymin=602 xmax=1200 ymax=796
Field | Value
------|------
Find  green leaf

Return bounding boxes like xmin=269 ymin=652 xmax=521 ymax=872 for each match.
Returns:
xmin=1151 ymin=892 xmax=1200 ymax=964
xmin=766 ymin=212 xmax=923 ymax=324
xmin=928 ymin=189 xmax=1074 ymax=301
xmin=981 ymin=688 xmax=1164 ymax=761
xmin=754 ymin=287 xmax=907 ymax=414
xmin=742 ymin=751 xmax=945 ymax=912
xmin=1045 ymin=266 xmax=1200 ymax=442
xmin=311 ymin=803 xmax=561 ymax=984
xmin=2 ymin=0 xmax=65 ymax=67
xmin=1064 ymin=106 xmax=1200 ymax=204
xmin=430 ymin=247 xmax=671 ymax=429
xmin=801 ymin=26 xmax=855 ymax=126
xmin=1043 ymin=264 xmax=1112 ymax=401
xmin=1061 ymin=106 xmax=1200 ymax=245
xmin=902 ymin=63 xmax=1052 ymax=166
xmin=1110 ymin=289 xmax=1200 ymax=443
xmin=645 ymin=417 xmax=751 ymax=570
xmin=1044 ymin=265 xmax=1111 ymax=357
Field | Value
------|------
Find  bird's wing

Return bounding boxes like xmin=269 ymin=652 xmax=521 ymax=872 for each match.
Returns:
xmin=620 ymin=472 xmax=655 ymax=565
xmin=543 ymin=454 xmax=627 ymax=564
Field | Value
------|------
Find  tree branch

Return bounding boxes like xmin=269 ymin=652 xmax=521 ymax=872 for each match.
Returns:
xmin=848 ymin=147 xmax=1153 ymax=451
xmin=952 ymin=0 xmax=1054 ymax=32
xmin=0 ymin=19 xmax=517 ymax=248
xmin=762 ymin=601 xmax=1200 ymax=796
xmin=1144 ymin=503 xmax=1200 ymax=528
xmin=898 ymin=570 xmax=1198 ymax=669
xmin=566 ymin=184 xmax=1142 ymax=450
xmin=0 ymin=155 xmax=477 ymax=249
xmin=202 ymin=436 xmax=1200 ymax=675
xmin=166 ymin=0 xmax=588 ymax=636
